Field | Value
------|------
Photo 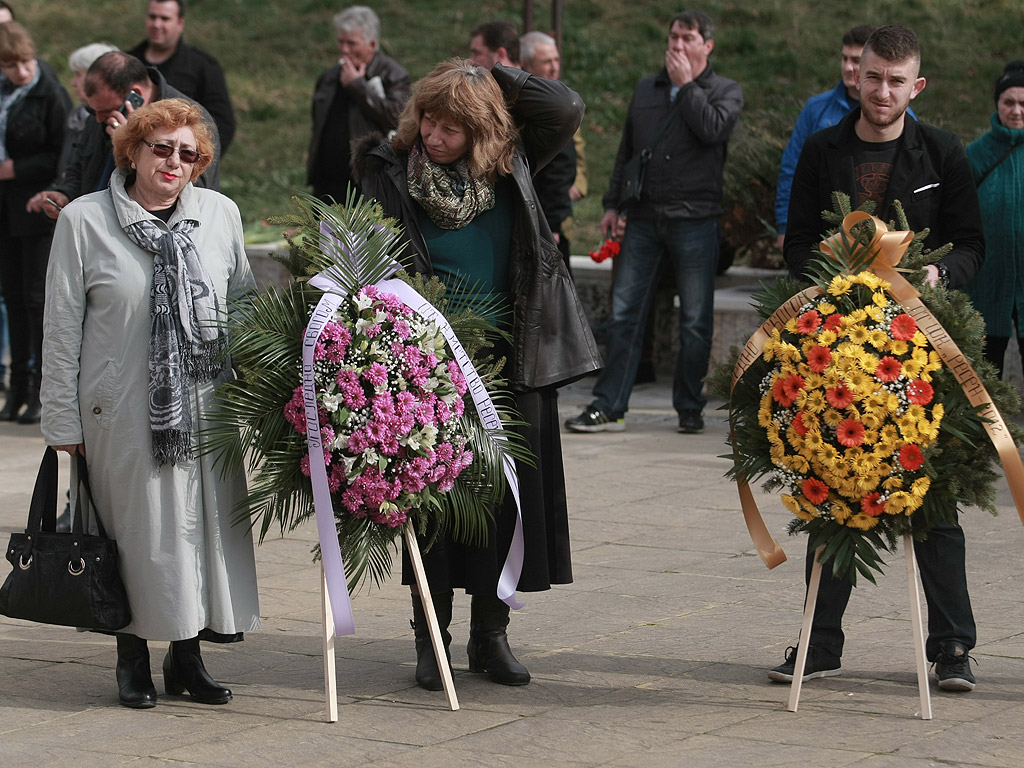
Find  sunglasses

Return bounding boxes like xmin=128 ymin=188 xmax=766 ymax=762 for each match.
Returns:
xmin=142 ymin=139 xmax=201 ymax=165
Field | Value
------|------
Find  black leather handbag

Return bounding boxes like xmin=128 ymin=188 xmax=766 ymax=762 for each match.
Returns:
xmin=0 ymin=448 xmax=131 ymax=631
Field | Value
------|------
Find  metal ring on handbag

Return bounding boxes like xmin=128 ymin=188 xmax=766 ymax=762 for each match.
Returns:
xmin=68 ymin=558 xmax=86 ymax=576
xmin=18 ymin=554 xmax=32 ymax=570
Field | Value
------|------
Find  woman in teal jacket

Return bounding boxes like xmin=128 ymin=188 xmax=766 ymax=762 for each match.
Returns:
xmin=965 ymin=62 xmax=1024 ymax=377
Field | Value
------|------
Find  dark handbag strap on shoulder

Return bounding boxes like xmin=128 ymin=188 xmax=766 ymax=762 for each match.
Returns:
xmin=976 ymin=141 xmax=1024 ymax=188
xmin=636 ymin=100 xmax=683 ymax=168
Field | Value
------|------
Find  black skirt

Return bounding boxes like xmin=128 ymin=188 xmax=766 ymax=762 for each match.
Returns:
xmin=402 ymin=385 xmax=573 ymax=594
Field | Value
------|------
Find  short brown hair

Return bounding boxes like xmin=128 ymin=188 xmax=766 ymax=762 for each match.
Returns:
xmin=842 ymin=25 xmax=874 ymax=47
xmin=863 ymin=25 xmax=920 ymax=67
xmin=113 ymin=98 xmax=214 ymax=182
xmin=0 ymin=22 xmax=35 ymax=66
xmin=392 ymin=58 xmax=517 ymax=179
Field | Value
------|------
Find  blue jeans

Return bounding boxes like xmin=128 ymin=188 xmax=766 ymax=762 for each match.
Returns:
xmin=592 ymin=215 xmax=718 ymax=416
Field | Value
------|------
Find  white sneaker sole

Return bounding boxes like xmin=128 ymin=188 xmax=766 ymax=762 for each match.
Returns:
xmin=767 ymin=666 xmax=842 ymax=683
xmin=565 ymin=421 xmax=625 ymax=433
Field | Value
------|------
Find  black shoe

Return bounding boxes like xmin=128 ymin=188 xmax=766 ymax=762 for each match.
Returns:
xmin=411 ymin=591 xmax=453 ymax=691
xmin=932 ymin=645 xmax=976 ymax=692
xmin=467 ymin=594 xmax=530 ymax=686
xmin=677 ymin=409 xmax=704 ymax=434
xmin=767 ymin=645 xmax=842 ymax=683
xmin=564 ymin=405 xmax=625 ymax=433
xmin=115 ymin=633 xmax=157 ymax=709
xmin=163 ymin=638 xmax=232 ymax=704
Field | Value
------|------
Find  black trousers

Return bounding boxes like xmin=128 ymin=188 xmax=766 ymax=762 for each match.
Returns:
xmin=0 ymin=229 xmax=52 ymax=381
xmin=806 ymin=520 xmax=976 ymax=661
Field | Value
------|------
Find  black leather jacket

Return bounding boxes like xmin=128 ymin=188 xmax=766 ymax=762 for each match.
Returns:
xmin=354 ymin=64 xmax=601 ymax=391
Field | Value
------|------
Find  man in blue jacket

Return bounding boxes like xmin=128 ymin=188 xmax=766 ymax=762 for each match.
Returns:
xmin=775 ymin=25 xmax=984 ymax=692
xmin=775 ymin=26 xmax=874 ymax=249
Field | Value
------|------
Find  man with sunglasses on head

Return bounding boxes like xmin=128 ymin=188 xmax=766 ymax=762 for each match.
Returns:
xmin=27 ymin=51 xmax=220 ymax=218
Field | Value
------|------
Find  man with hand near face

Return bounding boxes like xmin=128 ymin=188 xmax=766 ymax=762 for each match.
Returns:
xmin=565 ymin=10 xmax=742 ymax=436
xmin=128 ymin=0 xmax=235 ymax=154
xmin=308 ymin=5 xmax=410 ymax=204
xmin=775 ymin=25 xmax=984 ymax=692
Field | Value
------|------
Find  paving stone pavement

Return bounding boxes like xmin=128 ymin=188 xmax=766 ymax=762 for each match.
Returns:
xmin=2 ymin=375 xmax=1024 ymax=767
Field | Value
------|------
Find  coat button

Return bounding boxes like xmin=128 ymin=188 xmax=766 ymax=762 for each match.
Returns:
xmin=93 ymin=407 xmax=102 ymax=414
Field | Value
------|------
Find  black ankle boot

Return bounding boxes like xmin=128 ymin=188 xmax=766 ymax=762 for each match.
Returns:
xmin=0 ymin=378 xmax=26 ymax=421
xmin=411 ymin=590 xmax=453 ymax=691
xmin=467 ymin=594 xmax=530 ymax=686
xmin=116 ymin=633 xmax=157 ymax=708
xmin=17 ymin=383 xmax=40 ymax=424
xmin=163 ymin=637 xmax=232 ymax=704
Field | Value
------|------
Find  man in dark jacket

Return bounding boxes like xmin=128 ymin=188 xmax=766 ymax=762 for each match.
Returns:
xmin=26 ymin=51 xmax=221 ymax=216
xmin=771 ymin=25 xmax=984 ymax=693
xmin=127 ymin=0 xmax=236 ymax=154
xmin=307 ymin=5 xmax=410 ymax=204
xmin=565 ymin=10 xmax=743 ymax=435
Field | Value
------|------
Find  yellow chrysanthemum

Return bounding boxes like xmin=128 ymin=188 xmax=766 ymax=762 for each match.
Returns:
xmin=847 ymin=324 xmax=870 ymax=345
xmin=801 ymin=388 xmax=828 ymax=414
xmin=868 ymin=328 xmax=890 ymax=350
xmin=817 ymin=329 xmax=838 ymax=346
xmin=931 ymin=403 xmax=945 ymax=422
xmin=861 ymin=410 xmax=884 ymax=430
xmin=911 ymin=477 xmax=931 ymax=498
xmin=781 ymin=494 xmax=802 ymax=515
xmin=822 ymin=409 xmax=843 ymax=428
xmin=879 ymin=424 xmax=901 ymax=447
xmin=828 ymin=276 xmax=853 ymax=296
xmin=912 ymin=330 xmax=928 ymax=347
xmin=846 ymin=513 xmax=880 ymax=530
xmin=888 ymin=339 xmax=909 ymax=356
xmin=866 ymin=305 xmax=886 ymax=323
xmin=816 ymin=443 xmax=840 ymax=465
xmin=831 ymin=500 xmax=853 ymax=524
xmin=846 ymin=368 xmax=871 ymax=392
xmin=882 ymin=475 xmax=904 ymax=491
xmin=784 ymin=318 xmax=799 ymax=334
xmin=887 ymin=491 xmax=912 ymax=514
xmin=902 ymin=357 xmax=924 ymax=378
xmin=817 ymin=301 xmax=837 ymax=315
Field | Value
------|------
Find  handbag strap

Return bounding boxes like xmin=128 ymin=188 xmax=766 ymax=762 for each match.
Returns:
xmin=26 ymin=448 xmax=59 ymax=534
xmin=637 ymin=98 xmax=683 ymax=165
xmin=72 ymin=452 xmax=111 ymax=539
xmin=976 ymin=141 xmax=1024 ymax=188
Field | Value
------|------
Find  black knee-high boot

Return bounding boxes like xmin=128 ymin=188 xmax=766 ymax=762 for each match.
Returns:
xmin=411 ymin=590 xmax=453 ymax=691
xmin=467 ymin=594 xmax=530 ymax=686
xmin=162 ymin=637 xmax=232 ymax=704
xmin=116 ymin=632 xmax=157 ymax=708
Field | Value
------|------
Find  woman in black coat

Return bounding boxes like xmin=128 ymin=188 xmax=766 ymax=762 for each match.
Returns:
xmin=0 ymin=22 xmax=71 ymax=422
xmin=354 ymin=59 xmax=599 ymax=690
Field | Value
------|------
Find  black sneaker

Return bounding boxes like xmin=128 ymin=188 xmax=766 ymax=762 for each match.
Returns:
xmin=932 ymin=645 xmax=976 ymax=692
xmin=768 ymin=645 xmax=842 ymax=683
xmin=677 ymin=409 xmax=704 ymax=434
xmin=564 ymin=405 xmax=625 ymax=433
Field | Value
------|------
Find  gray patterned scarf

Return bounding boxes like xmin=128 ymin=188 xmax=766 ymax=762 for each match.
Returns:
xmin=406 ymin=140 xmax=495 ymax=230
xmin=122 ymin=211 xmax=226 ymax=465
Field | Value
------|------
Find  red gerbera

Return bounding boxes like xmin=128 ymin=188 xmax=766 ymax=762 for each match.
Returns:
xmin=792 ymin=412 xmax=815 ymax=436
xmin=890 ymin=313 xmax=918 ymax=341
xmin=836 ymin=418 xmax=865 ymax=447
xmin=861 ymin=492 xmax=886 ymax=516
xmin=796 ymin=310 xmax=822 ymax=335
xmin=772 ymin=374 xmax=805 ymax=407
xmin=907 ymin=379 xmax=934 ymax=405
xmin=825 ymin=381 xmax=854 ymax=409
xmin=875 ymin=355 xmax=903 ymax=382
xmin=801 ymin=477 xmax=830 ymax=505
xmin=824 ymin=313 xmax=843 ymax=332
xmin=898 ymin=444 xmax=925 ymax=471
xmin=807 ymin=344 xmax=832 ymax=373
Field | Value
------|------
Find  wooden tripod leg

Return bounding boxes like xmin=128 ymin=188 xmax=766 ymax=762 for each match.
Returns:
xmin=404 ymin=521 xmax=460 ymax=711
xmin=321 ymin=564 xmax=339 ymax=723
xmin=787 ymin=545 xmax=824 ymax=712
xmin=904 ymin=535 xmax=933 ymax=720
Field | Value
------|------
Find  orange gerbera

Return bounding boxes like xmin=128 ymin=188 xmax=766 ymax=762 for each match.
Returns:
xmin=875 ymin=355 xmax=902 ymax=382
xmin=772 ymin=373 xmax=805 ymax=407
xmin=807 ymin=344 xmax=832 ymax=373
xmin=861 ymin=491 xmax=886 ymax=516
xmin=898 ymin=444 xmax=925 ymax=471
xmin=824 ymin=313 xmax=843 ymax=332
xmin=796 ymin=310 xmax=822 ymax=335
xmin=801 ymin=477 xmax=830 ymax=505
xmin=907 ymin=379 xmax=934 ymax=405
xmin=890 ymin=313 xmax=918 ymax=341
xmin=837 ymin=418 xmax=866 ymax=447
xmin=825 ymin=381 xmax=854 ymax=409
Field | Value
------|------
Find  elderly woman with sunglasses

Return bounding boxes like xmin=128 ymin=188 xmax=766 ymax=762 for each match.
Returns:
xmin=41 ymin=98 xmax=260 ymax=710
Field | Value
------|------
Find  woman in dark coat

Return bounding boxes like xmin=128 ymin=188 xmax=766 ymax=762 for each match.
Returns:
xmin=354 ymin=59 xmax=600 ymax=690
xmin=0 ymin=22 xmax=71 ymax=422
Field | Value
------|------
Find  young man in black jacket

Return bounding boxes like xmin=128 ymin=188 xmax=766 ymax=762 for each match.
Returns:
xmin=773 ymin=25 xmax=984 ymax=692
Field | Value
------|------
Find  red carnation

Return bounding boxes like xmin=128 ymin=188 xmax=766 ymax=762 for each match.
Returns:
xmin=907 ymin=379 xmax=934 ymax=405
xmin=796 ymin=310 xmax=822 ymax=335
xmin=836 ymin=418 xmax=865 ymax=447
xmin=875 ymin=355 xmax=903 ymax=382
xmin=899 ymin=444 xmax=925 ymax=471
xmin=825 ymin=381 xmax=854 ymax=409
xmin=891 ymin=313 xmax=918 ymax=341
xmin=807 ymin=344 xmax=832 ymax=373
xmin=801 ymin=477 xmax=830 ymax=505
xmin=861 ymin=492 xmax=886 ymax=516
